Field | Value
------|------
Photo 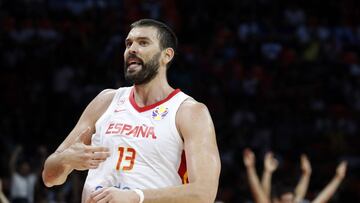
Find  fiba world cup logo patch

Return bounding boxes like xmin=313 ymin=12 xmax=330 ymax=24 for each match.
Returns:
xmin=152 ymin=106 xmax=169 ymax=121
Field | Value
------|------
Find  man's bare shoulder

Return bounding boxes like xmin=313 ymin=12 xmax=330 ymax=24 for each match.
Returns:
xmin=176 ymin=98 xmax=213 ymax=134
xmin=178 ymin=98 xmax=209 ymax=115
xmin=85 ymin=89 xmax=117 ymax=117
xmin=96 ymin=88 xmax=117 ymax=103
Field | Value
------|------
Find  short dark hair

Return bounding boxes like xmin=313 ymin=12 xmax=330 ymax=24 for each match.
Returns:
xmin=130 ymin=19 xmax=178 ymax=68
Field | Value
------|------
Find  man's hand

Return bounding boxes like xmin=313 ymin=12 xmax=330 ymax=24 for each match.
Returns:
xmin=87 ymin=187 xmax=139 ymax=203
xmin=243 ymin=148 xmax=256 ymax=168
xmin=262 ymin=151 xmax=278 ymax=198
xmin=335 ymin=161 xmax=347 ymax=179
xmin=300 ymin=154 xmax=312 ymax=175
xmin=61 ymin=127 xmax=110 ymax=171
xmin=264 ymin=152 xmax=278 ymax=173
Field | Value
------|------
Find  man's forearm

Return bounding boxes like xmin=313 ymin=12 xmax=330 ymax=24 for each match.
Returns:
xmin=294 ymin=172 xmax=311 ymax=202
xmin=261 ymin=171 xmax=272 ymax=198
xmin=42 ymin=152 xmax=72 ymax=187
xmin=0 ymin=193 xmax=9 ymax=203
xmin=246 ymin=167 xmax=270 ymax=203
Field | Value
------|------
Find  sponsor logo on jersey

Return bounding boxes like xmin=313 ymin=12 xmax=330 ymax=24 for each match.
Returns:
xmin=152 ymin=106 xmax=169 ymax=120
xmin=105 ymin=123 xmax=156 ymax=139
xmin=117 ymin=97 xmax=126 ymax=105
xmin=114 ymin=97 xmax=126 ymax=112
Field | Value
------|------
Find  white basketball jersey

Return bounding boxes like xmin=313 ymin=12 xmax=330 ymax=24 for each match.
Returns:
xmin=82 ymin=87 xmax=190 ymax=201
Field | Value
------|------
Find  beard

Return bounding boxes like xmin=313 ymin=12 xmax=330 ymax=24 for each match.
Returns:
xmin=124 ymin=52 xmax=161 ymax=85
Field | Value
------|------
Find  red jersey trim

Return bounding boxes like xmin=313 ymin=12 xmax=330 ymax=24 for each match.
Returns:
xmin=178 ymin=151 xmax=189 ymax=184
xmin=129 ymin=87 xmax=181 ymax=113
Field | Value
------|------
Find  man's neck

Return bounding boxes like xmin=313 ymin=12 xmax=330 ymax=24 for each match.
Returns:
xmin=133 ymin=77 xmax=173 ymax=107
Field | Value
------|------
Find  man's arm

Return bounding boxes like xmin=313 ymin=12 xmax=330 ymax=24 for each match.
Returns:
xmin=42 ymin=89 xmax=114 ymax=187
xmin=312 ymin=161 xmax=347 ymax=203
xmin=294 ymin=154 xmax=312 ymax=203
xmin=244 ymin=149 xmax=270 ymax=203
xmin=261 ymin=152 xmax=278 ymax=198
xmin=0 ymin=179 xmax=9 ymax=203
xmin=144 ymin=101 xmax=221 ymax=202
xmin=88 ymin=100 xmax=221 ymax=203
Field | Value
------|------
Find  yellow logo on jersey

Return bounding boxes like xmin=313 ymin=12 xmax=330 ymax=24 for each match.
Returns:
xmin=152 ymin=106 xmax=169 ymax=120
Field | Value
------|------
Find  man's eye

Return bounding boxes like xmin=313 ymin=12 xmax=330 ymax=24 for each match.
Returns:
xmin=139 ymin=41 xmax=148 ymax=46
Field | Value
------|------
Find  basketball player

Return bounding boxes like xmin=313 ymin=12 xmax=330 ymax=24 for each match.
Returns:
xmin=42 ymin=19 xmax=221 ymax=203
xmin=243 ymin=148 xmax=347 ymax=203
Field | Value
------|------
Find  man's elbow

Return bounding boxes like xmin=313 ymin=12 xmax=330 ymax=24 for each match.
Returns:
xmin=42 ymin=170 xmax=55 ymax=187
xmin=191 ymin=183 xmax=218 ymax=203
xmin=42 ymin=170 xmax=65 ymax=187
xmin=192 ymin=167 xmax=220 ymax=202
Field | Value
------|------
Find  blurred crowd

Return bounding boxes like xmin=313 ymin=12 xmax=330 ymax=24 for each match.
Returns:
xmin=1 ymin=0 xmax=360 ymax=202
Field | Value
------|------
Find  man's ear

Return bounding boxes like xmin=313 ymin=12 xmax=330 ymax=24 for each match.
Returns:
xmin=162 ymin=48 xmax=174 ymax=65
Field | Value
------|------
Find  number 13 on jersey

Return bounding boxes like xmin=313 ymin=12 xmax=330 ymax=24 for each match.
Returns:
xmin=116 ymin=147 xmax=136 ymax=171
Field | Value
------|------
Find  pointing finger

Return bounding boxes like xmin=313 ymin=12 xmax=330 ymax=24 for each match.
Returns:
xmin=92 ymin=151 xmax=111 ymax=160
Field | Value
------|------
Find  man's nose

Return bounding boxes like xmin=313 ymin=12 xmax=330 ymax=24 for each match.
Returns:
xmin=128 ymin=43 xmax=138 ymax=54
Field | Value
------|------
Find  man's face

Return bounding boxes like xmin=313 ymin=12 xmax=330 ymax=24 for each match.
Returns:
xmin=124 ymin=26 xmax=162 ymax=85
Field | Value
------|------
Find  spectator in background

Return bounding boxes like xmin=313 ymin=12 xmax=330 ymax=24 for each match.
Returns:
xmin=243 ymin=148 xmax=347 ymax=203
xmin=271 ymin=154 xmax=312 ymax=203
xmin=9 ymin=146 xmax=37 ymax=203
xmin=270 ymin=153 xmax=312 ymax=203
